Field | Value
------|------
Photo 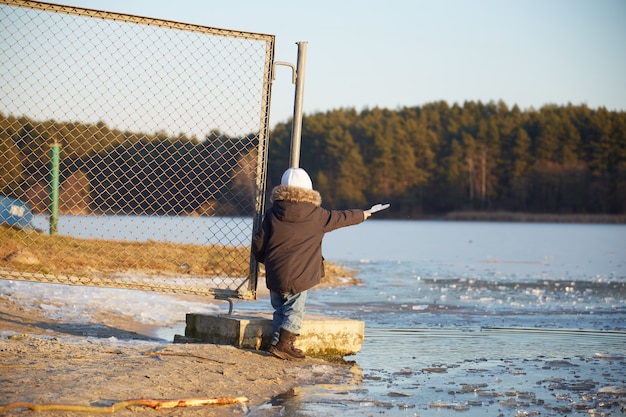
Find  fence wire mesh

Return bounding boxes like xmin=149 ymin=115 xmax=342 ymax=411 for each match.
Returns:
xmin=0 ymin=0 xmax=274 ymax=299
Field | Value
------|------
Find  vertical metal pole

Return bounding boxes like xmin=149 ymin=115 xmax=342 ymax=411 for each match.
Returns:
xmin=50 ymin=142 xmax=60 ymax=235
xmin=289 ymin=41 xmax=307 ymax=168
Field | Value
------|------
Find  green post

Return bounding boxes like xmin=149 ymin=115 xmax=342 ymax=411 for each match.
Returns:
xmin=50 ymin=142 xmax=60 ymax=235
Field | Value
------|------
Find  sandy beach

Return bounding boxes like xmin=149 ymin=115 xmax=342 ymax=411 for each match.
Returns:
xmin=0 ymin=295 xmax=351 ymax=416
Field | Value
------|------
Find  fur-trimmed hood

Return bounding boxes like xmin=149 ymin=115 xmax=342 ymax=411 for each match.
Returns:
xmin=271 ymin=184 xmax=322 ymax=206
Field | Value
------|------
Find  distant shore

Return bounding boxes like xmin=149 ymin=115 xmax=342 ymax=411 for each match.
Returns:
xmin=437 ymin=211 xmax=626 ymax=224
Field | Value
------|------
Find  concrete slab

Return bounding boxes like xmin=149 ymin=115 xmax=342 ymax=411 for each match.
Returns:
xmin=178 ymin=312 xmax=364 ymax=359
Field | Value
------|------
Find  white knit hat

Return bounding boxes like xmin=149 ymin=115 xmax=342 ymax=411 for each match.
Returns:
xmin=281 ymin=167 xmax=313 ymax=190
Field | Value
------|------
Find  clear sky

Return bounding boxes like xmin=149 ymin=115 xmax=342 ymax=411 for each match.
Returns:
xmin=34 ymin=0 xmax=626 ymax=127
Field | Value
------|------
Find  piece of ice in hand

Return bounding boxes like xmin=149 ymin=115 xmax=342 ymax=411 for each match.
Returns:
xmin=365 ymin=203 xmax=390 ymax=214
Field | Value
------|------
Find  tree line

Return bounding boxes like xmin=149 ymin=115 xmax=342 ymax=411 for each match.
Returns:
xmin=268 ymin=101 xmax=625 ymax=216
xmin=0 ymin=115 xmax=258 ymax=216
xmin=1 ymin=100 xmax=625 ymax=218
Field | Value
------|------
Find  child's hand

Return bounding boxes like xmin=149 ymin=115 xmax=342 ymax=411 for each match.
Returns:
xmin=363 ymin=211 xmax=371 ymax=220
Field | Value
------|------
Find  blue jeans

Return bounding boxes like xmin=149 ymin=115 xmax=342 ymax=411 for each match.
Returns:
xmin=270 ymin=290 xmax=307 ymax=345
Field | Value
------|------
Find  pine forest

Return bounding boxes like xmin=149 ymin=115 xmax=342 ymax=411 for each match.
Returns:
xmin=1 ymin=100 xmax=625 ymax=219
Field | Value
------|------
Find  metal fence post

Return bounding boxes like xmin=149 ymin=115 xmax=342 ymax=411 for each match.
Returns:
xmin=49 ymin=142 xmax=60 ymax=235
xmin=290 ymin=41 xmax=307 ymax=168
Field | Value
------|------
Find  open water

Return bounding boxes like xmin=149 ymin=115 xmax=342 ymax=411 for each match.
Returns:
xmin=30 ymin=216 xmax=626 ymax=415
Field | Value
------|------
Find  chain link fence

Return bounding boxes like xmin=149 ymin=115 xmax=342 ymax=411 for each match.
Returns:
xmin=0 ymin=0 xmax=275 ymax=299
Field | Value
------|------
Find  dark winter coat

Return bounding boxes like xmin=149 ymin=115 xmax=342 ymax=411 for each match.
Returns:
xmin=251 ymin=184 xmax=365 ymax=294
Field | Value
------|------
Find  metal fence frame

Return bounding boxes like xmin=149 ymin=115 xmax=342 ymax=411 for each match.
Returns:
xmin=0 ymin=0 xmax=277 ymax=300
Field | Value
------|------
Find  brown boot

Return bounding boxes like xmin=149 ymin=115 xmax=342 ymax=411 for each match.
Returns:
xmin=290 ymin=334 xmax=305 ymax=357
xmin=270 ymin=329 xmax=305 ymax=360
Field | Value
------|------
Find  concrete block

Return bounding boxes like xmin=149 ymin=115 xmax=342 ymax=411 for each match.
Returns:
xmin=181 ymin=312 xmax=364 ymax=359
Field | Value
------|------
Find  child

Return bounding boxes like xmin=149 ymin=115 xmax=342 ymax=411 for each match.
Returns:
xmin=252 ymin=167 xmax=370 ymax=360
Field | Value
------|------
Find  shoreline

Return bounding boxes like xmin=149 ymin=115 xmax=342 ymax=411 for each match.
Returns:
xmin=436 ymin=211 xmax=626 ymax=223
xmin=0 ymin=295 xmax=351 ymax=416
xmin=2 ymin=283 xmax=625 ymax=416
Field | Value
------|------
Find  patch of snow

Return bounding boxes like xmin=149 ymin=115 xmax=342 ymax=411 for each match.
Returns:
xmin=0 ymin=279 xmax=221 ymax=327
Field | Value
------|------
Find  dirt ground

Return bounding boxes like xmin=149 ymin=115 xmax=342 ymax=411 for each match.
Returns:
xmin=0 ymin=297 xmax=350 ymax=416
